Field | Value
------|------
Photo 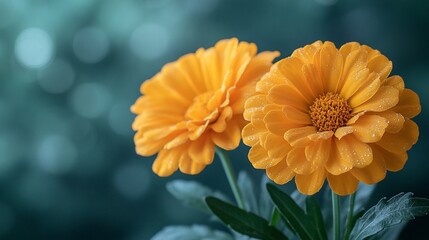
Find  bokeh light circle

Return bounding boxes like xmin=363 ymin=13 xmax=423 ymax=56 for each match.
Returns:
xmin=129 ymin=23 xmax=170 ymax=60
xmin=15 ymin=28 xmax=54 ymax=68
xmin=70 ymin=82 xmax=111 ymax=118
xmin=36 ymin=134 xmax=77 ymax=174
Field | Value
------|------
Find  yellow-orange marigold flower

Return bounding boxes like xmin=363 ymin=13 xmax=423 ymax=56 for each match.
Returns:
xmin=242 ymin=41 xmax=420 ymax=196
xmin=131 ymin=38 xmax=279 ymax=177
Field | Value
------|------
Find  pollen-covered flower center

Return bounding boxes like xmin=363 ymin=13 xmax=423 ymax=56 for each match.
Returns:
xmin=309 ymin=92 xmax=352 ymax=132
xmin=185 ymin=92 xmax=218 ymax=121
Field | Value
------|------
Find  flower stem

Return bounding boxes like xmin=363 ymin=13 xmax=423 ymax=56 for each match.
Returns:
xmin=332 ymin=191 xmax=341 ymax=240
xmin=215 ymin=147 xmax=245 ymax=209
xmin=270 ymin=207 xmax=281 ymax=226
xmin=344 ymin=192 xmax=356 ymax=240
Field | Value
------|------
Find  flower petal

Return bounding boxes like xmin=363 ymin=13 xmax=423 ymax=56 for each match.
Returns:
xmin=374 ymin=145 xmax=408 ymax=172
xmin=152 ymin=149 xmax=180 ymax=177
xmin=327 ymin=172 xmax=359 ymax=196
xmin=268 ymin=84 xmax=310 ymax=111
xmin=352 ymin=115 xmax=388 ymax=143
xmin=189 ymin=136 xmax=215 ymax=165
xmin=264 ymin=110 xmax=301 ymax=136
xmin=376 ymin=119 xmax=419 ymax=154
xmin=349 ymin=77 xmax=381 ymax=107
xmin=367 ymin=54 xmax=392 ymax=81
xmin=265 ymin=133 xmax=292 ymax=160
xmin=242 ymin=120 xmax=266 ymax=146
xmin=287 ymin=147 xmax=317 ymax=175
xmin=351 ymin=147 xmax=386 ymax=184
xmin=243 ymin=94 xmax=270 ymax=121
xmin=248 ymin=144 xmax=282 ymax=169
xmin=295 ymin=168 xmax=326 ymax=195
xmin=384 ymin=75 xmax=404 ymax=93
xmin=352 ymin=86 xmax=399 ymax=113
xmin=391 ymin=89 xmax=421 ymax=118
xmin=334 ymin=126 xmax=354 ymax=140
xmin=305 ymin=139 xmax=331 ymax=167
xmin=373 ymin=110 xmax=404 ymax=133
xmin=211 ymin=106 xmax=233 ymax=133
xmin=284 ymin=126 xmax=317 ymax=147
xmin=211 ymin=120 xmax=241 ymax=150
xmin=179 ymin=152 xmax=206 ymax=175
xmin=277 ymin=57 xmax=316 ymax=101
xmin=316 ymin=44 xmax=344 ymax=93
xmin=283 ymin=105 xmax=311 ymax=124
xmin=266 ymin=160 xmax=295 ymax=184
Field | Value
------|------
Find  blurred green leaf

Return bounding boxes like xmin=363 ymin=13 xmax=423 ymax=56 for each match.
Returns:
xmin=350 ymin=192 xmax=429 ymax=240
xmin=151 ymin=224 xmax=234 ymax=240
xmin=238 ymin=171 xmax=258 ymax=213
xmin=367 ymin=222 xmax=407 ymax=240
xmin=266 ymin=183 xmax=317 ymax=240
xmin=205 ymin=196 xmax=288 ymax=240
xmin=166 ymin=180 xmax=228 ymax=214
xmin=306 ymin=196 xmax=327 ymax=240
xmin=258 ymin=175 xmax=274 ymax=220
xmin=353 ymin=183 xmax=376 ymax=212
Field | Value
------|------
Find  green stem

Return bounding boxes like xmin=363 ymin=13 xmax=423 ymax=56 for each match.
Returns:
xmin=270 ymin=207 xmax=281 ymax=226
xmin=332 ymin=191 xmax=341 ymax=240
xmin=215 ymin=147 xmax=245 ymax=209
xmin=344 ymin=192 xmax=356 ymax=240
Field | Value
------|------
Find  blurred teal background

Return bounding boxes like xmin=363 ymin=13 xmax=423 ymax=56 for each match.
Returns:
xmin=0 ymin=0 xmax=428 ymax=239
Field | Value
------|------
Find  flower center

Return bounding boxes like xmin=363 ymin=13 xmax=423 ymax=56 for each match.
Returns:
xmin=185 ymin=92 xmax=216 ymax=121
xmin=309 ymin=92 xmax=352 ymax=132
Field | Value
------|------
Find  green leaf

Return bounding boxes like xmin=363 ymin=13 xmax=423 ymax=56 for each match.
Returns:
xmin=353 ymin=183 xmax=376 ymax=212
xmin=306 ymin=196 xmax=328 ymax=240
xmin=266 ymin=183 xmax=317 ymax=240
xmin=151 ymin=224 xmax=234 ymax=240
xmin=238 ymin=171 xmax=259 ymax=213
xmin=166 ymin=180 xmax=228 ymax=214
xmin=367 ymin=222 xmax=407 ymax=240
xmin=350 ymin=192 xmax=429 ymax=240
xmin=259 ymin=175 xmax=274 ymax=220
xmin=205 ymin=196 xmax=288 ymax=240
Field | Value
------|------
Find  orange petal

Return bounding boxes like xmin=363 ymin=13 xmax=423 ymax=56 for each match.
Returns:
xmin=374 ymin=145 xmax=408 ymax=172
xmin=256 ymin=64 xmax=288 ymax=93
xmin=179 ymin=152 xmax=206 ymax=175
xmin=292 ymin=42 xmax=321 ymax=64
xmin=283 ymin=105 xmax=311 ymax=124
xmin=351 ymin=147 xmax=386 ymax=184
xmin=295 ymin=168 xmax=326 ymax=195
xmin=349 ymin=77 xmax=381 ymax=107
xmin=334 ymin=126 xmax=354 ymax=140
xmin=265 ymin=133 xmax=292 ymax=160
xmin=284 ymin=126 xmax=317 ymax=147
xmin=152 ymin=149 xmax=180 ymax=177
xmin=287 ymin=147 xmax=317 ymax=175
xmin=277 ymin=57 xmax=316 ymax=102
xmin=211 ymin=120 xmax=241 ymax=150
xmin=352 ymin=115 xmax=388 ymax=143
xmin=308 ymin=131 xmax=333 ymax=141
xmin=367 ymin=54 xmax=392 ymax=81
xmin=211 ymin=107 xmax=233 ymax=133
xmin=373 ymin=110 xmax=404 ymax=133
xmin=391 ymin=89 xmax=421 ymax=118
xmin=164 ymin=132 xmax=189 ymax=149
xmin=264 ymin=110 xmax=300 ymax=136
xmin=316 ymin=45 xmax=344 ymax=93
xmin=353 ymin=86 xmax=399 ymax=113
xmin=384 ymin=75 xmax=404 ymax=93
xmin=237 ymin=50 xmax=280 ymax=88
xmin=268 ymin=84 xmax=310 ymax=111
xmin=301 ymin=63 xmax=324 ymax=98
xmin=242 ymin=120 xmax=266 ymax=146
xmin=189 ymin=136 xmax=215 ymax=165
xmin=336 ymin=135 xmax=373 ymax=168
xmin=376 ymin=119 xmax=419 ymax=154
xmin=266 ymin=160 xmax=295 ymax=184
xmin=305 ymin=139 xmax=331 ymax=167
xmin=248 ymin=144 xmax=281 ymax=169
xmin=243 ymin=95 xmax=269 ymax=121
xmin=327 ymin=172 xmax=359 ymax=196
xmin=339 ymin=42 xmax=361 ymax=58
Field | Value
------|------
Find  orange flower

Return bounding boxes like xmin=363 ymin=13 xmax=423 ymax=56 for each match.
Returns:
xmin=242 ymin=41 xmax=420 ymax=196
xmin=131 ymin=38 xmax=279 ymax=176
